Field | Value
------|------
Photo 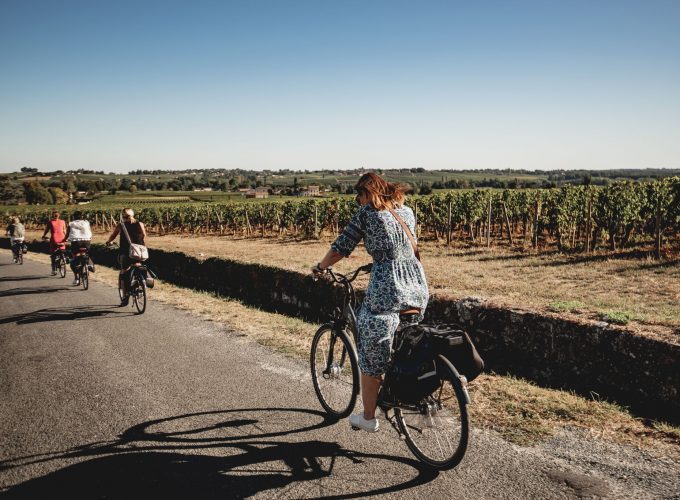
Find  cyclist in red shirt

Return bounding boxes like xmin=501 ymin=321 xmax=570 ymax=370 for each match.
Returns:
xmin=41 ymin=211 xmax=67 ymax=275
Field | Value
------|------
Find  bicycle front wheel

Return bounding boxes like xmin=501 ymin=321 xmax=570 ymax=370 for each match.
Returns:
xmin=395 ymin=355 xmax=469 ymax=470
xmin=58 ymin=256 xmax=67 ymax=278
xmin=132 ymin=276 xmax=147 ymax=314
xmin=310 ymin=325 xmax=359 ymax=418
xmin=81 ymin=265 xmax=89 ymax=290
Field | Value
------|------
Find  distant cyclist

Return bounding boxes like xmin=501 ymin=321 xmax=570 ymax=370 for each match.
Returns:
xmin=6 ymin=216 xmax=25 ymax=263
xmin=41 ymin=211 xmax=66 ymax=275
xmin=105 ymin=208 xmax=147 ymax=306
xmin=64 ymin=211 xmax=95 ymax=285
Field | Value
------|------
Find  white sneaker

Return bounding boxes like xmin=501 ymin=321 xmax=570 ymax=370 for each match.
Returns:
xmin=349 ymin=413 xmax=379 ymax=433
xmin=73 ymin=278 xmax=80 ymax=286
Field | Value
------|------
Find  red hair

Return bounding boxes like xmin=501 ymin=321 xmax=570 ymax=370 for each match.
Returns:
xmin=355 ymin=172 xmax=407 ymax=210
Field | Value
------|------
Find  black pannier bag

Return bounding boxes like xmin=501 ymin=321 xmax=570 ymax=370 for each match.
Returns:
xmin=386 ymin=323 xmax=485 ymax=405
xmin=386 ymin=325 xmax=441 ymax=405
xmin=424 ymin=324 xmax=485 ymax=382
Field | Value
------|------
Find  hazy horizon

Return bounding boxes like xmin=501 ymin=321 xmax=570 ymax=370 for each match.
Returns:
xmin=1 ymin=0 xmax=679 ymax=174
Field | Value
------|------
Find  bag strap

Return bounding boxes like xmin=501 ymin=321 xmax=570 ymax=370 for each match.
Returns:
xmin=119 ymin=219 xmax=133 ymax=245
xmin=387 ymin=207 xmax=421 ymax=261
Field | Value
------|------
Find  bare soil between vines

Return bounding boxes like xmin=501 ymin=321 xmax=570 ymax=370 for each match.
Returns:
xmin=34 ymin=229 xmax=679 ymax=342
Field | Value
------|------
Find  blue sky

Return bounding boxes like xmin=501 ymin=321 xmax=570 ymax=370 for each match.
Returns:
xmin=1 ymin=0 xmax=678 ymax=173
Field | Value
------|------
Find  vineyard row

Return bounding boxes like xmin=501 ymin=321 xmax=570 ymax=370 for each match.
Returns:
xmin=6 ymin=178 xmax=680 ymax=257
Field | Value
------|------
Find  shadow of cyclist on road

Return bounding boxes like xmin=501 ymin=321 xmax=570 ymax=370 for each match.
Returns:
xmin=0 ymin=407 xmax=437 ymax=499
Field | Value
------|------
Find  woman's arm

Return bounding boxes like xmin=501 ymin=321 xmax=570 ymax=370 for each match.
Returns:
xmin=41 ymin=223 xmax=51 ymax=239
xmin=105 ymin=224 xmax=120 ymax=245
xmin=138 ymin=222 xmax=147 ymax=240
xmin=312 ymin=249 xmax=344 ymax=274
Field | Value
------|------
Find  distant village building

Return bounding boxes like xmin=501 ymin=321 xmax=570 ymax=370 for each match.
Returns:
xmin=301 ymin=185 xmax=320 ymax=197
xmin=245 ymin=187 xmax=269 ymax=199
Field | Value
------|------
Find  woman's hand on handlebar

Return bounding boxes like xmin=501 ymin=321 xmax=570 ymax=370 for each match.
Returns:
xmin=311 ymin=263 xmax=330 ymax=280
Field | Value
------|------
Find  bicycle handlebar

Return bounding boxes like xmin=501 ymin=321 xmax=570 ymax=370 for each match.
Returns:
xmin=323 ymin=263 xmax=372 ymax=284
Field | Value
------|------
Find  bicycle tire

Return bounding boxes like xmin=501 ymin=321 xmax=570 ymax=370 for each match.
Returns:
xmin=395 ymin=355 xmax=469 ymax=470
xmin=310 ymin=325 xmax=360 ymax=418
xmin=17 ymin=250 xmax=23 ymax=265
xmin=132 ymin=273 xmax=147 ymax=314
xmin=58 ymin=255 xmax=67 ymax=278
xmin=81 ymin=264 xmax=89 ymax=290
xmin=118 ymin=274 xmax=126 ymax=304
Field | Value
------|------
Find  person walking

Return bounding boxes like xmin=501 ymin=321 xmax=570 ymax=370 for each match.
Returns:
xmin=41 ymin=211 xmax=66 ymax=275
xmin=312 ymin=172 xmax=428 ymax=432
xmin=105 ymin=208 xmax=147 ymax=306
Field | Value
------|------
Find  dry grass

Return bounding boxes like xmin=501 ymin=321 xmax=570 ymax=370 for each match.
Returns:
xmin=32 ymin=229 xmax=677 ymax=341
xmin=470 ymin=374 xmax=680 ymax=457
xmin=22 ymin=250 xmax=679 ymax=461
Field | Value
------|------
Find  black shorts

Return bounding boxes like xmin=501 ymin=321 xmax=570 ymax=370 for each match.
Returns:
xmin=70 ymin=240 xmax=90 ymax=256
xmin=118 ymin=254 xmax=132 ymax=270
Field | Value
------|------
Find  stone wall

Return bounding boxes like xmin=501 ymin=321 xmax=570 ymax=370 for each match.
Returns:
xmin=4 ymin=238 xmax=678 ymax=424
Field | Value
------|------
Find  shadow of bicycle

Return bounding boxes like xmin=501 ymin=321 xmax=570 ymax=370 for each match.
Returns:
xmin=0 ymin=304 xmax=136 ymax=325
xmin=0 ymin=287 xmax=75 ymax=298
xmin=0 ymin=275 xmax=51 ymax=282
xmin=0 ymin=407 xmax=437 ymax=499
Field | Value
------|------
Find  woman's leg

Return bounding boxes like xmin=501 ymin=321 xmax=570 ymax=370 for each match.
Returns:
xmin=356 ymin=309 xmax=400 ymax=420
xmin=360 ymin=373 xmax=382 ymax=420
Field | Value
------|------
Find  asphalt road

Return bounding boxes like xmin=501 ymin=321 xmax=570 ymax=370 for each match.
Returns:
xmin=0 ymin=255 xmax=659 ymax=499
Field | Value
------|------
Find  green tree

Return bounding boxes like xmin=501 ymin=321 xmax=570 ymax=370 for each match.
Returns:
xmin=0 ymin=178 xmax=24 ymax=204
xmin=23 ymin=181 xmax=52 ymax=205
xmin=48 ymin=187 xmax=69 ymax=204
xmin=419 ymin=182 xmax=433 ymax=195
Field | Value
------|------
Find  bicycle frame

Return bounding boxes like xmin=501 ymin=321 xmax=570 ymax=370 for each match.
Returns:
xmin=318 ymin=265 xmax=370 ymax=378
xmin=72 ymin=249 xmax=89 ymax=266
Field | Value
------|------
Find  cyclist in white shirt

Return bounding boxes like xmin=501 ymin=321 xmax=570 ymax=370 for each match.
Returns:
xmin=6 ymin=216 xmax=25 ymax=263
xmin=64 ymin=211 xmax=95 ymax=285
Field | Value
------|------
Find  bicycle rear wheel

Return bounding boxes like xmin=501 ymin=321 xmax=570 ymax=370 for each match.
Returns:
xmin=132 ymin=273 xmax=147 ymax=314
xmin=58 ymin=255 xmax=67 ymax=278
xmin=395 ymin=355 xmax=469 ymax=470
xmin=118 ymin=274 xmax=127 ymax=304
xmin=81 ymin=265 xmax=89 ymax=290
xmin=310 ymin=325 xmax=359 ymax=418
xmin=17 ymin=249 xmax=23 ymax=265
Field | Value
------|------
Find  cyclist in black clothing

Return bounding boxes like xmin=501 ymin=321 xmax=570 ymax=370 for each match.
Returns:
xmin=105 ymin=208 xmax=147 ymax=305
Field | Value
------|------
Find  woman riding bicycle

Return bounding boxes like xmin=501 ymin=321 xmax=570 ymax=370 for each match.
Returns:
xmin=105 ymin=208 xmax=147 ymax=306
xmin=6 ymin=216 xmax=25 ymax=263
xmin=312 ymin=172 xmax=428 ymax=432
xmin=41 ymin=211 xmax=66 ymax=275
xmin=64 ymin=211 xmax=95 ymax=286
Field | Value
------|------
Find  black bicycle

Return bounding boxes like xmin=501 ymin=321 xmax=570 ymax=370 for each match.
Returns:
xmin=118 ymin=260 xmax=155 ymax=314
xmin=71 ymin=247 xmax=92 ymax=290
xmin=11 ymin=240 xmax=24 ymax=265
xmin=51 ymin=248 xmax=67 ymax=278
xmin=310 ymin=264 xmax=471 ymax=470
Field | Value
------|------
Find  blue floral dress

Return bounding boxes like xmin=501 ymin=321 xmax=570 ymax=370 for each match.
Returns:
xmin=331 ymin=204 xmax=429 ymax=376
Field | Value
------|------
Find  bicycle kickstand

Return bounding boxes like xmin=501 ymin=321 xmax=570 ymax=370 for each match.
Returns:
xmin=382 ymin=408 xmax=405 ymax=440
